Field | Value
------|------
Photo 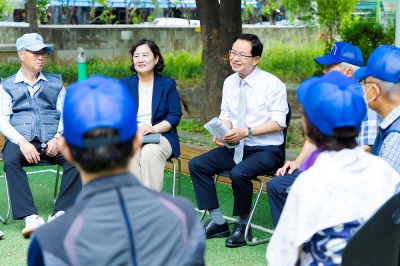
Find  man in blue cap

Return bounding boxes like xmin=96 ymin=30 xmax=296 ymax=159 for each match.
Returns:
xmin=267 ymin=42 xmax=380 ymax=228
xmin=0 ymin=33 xmax=81 ymax=237
xmin=355 ymin=45 xmax=400 ymax=174
xmin=27 ymin=75 xmax=205 ymax=266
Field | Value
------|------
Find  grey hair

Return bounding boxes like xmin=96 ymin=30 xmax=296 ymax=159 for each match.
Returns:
xmin=380 ymin=80 xmax=400 ymax=100
xmin=339 ymin=62 xmax=360 ymax=73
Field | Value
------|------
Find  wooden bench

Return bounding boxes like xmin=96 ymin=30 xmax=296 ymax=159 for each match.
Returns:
xmin=165 ymin=142 xmax=273 ymax=192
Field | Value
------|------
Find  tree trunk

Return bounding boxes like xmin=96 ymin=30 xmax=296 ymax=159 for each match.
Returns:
xmin=28 ymin=0 xmax=38 ymax=32
xmin=195 ymin=0 xmax=242 ymax=124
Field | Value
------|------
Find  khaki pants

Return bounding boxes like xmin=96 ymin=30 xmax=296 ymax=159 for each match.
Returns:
xmin=130 ymin=136 xmax=172 ymax=191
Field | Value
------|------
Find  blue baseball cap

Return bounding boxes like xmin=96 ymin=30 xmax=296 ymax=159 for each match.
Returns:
xmin=314 ymin=42 xmax=364 ymax=67
xmin=16 ymin=33 xmax=53 ymax=52
xmin=63 ymin=75 xmax=138 ymax=148
xmin=354 ymin=45 xmax=400 ymax=83
xmin=297 ymin=71 xmax=367 ymax=136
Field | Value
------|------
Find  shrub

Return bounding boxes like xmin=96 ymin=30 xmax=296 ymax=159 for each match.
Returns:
xmin=260 ymin=41 xmax=324 ymax=83
xmin=340 ymin=19 xmax=395 ymax=63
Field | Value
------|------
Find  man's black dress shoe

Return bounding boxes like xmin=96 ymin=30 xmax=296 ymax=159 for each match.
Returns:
xmin=225 ymin=223 xmax=252 ymax=247
xmin=203 ymin=219 xmax=230 ymax=239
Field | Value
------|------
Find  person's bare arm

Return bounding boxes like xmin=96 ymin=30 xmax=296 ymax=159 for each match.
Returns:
xmin=276 ymin=140 xmax=316 ymax=176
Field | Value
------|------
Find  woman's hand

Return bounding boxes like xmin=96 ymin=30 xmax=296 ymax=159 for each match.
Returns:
xmin=138 ymin=124 xmax=156 ymax=135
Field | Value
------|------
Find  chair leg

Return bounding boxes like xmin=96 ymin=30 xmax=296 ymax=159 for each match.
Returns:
xmin=177 ymin=157 xmax=181 ymax=196
xmin=0 ymin=172 xmax=11 ymax=224
xmin=53 ymin=165 xmax=61 ymax=204
xmin=168 ymin=159 xmax=177 ymax=197
xmin=245 ymin=178 xmax=271 ymax=246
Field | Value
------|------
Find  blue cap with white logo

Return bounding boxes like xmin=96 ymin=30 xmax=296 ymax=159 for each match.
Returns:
xmin=314 ymin=42 xmax=364 ymax=67
xmin=63 ymin=75 xmax=138 ymax=148
xmin=297 ymin=71 xmax=367 ymax=136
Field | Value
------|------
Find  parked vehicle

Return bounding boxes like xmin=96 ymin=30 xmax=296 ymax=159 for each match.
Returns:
xmin=151 ymin=18 xmax=200 ymax=26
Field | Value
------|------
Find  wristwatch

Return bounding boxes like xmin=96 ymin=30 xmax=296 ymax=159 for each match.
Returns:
xmin=247 ymin=127 xmax=253 ymax=138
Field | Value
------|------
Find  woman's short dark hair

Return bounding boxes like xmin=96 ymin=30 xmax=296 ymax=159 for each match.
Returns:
xmin=129 ymin=39 xmax=165 ymax=73
xmin=300 ymin=105 xmax=358 ymax=151
xmin=67 ymin=128 xmax=134 ymax=174
xmin=233 ymin=33 xmax=263 ymax=57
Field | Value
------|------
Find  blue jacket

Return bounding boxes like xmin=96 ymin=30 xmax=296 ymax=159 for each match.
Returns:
xmin=120 ymin=74 xmax=182 ymax=157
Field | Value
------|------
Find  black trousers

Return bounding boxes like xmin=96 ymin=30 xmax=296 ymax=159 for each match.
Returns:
xmin=189 ymin=145 xmax=283 ymax=216
xmin=3 ymin=138 xmax=82 ymax=219
xmin=267 ymin=169 xmax=301 ymax=227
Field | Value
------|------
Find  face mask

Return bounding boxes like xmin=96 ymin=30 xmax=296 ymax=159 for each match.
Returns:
xmin=363 ymin=84 xmax=379 ymax=104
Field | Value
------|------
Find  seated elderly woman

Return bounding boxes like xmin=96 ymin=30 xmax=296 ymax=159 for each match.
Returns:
xmin=266 ymin=71 xmax=400 ymax=266
xmin=120 ymin=39 xmax=182 ymax=191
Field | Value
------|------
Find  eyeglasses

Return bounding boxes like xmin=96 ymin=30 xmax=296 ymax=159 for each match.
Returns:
xmin=24 ymin=49 xmax=50 ymax=58
xmin=228 ymin=50 xmax=253 ymax=60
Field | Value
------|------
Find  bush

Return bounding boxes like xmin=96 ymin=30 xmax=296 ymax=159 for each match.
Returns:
xmin=260 ymin=41 xmax=324 ymax=83
xmin=340 ymin=20 xmax=395 ymax=64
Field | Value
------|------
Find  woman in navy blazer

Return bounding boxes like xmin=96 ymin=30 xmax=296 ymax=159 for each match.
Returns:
xmin=120 ymin=39 xmax=182 ymax=191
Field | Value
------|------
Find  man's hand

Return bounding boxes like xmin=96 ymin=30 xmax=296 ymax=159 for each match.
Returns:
xmin=45 ymin=138 xmax=59 ymax=157
xmin=360 ymin=145 xmax=372 ymax=153
xmin=276 ymin=160 xmax=301 ymax=176
xmin=223 ymin=128 xmax=247 ymax=144
xmin=138 ymin=124 xmax=156 ymax=135
xmin=213 ymin=136 xmax=225 ymax=148
xmin=18 ymin=138 xmax=40 ymax=164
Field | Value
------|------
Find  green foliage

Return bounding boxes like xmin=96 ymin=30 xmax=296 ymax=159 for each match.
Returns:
xmin=37 ymin=0 xmax=51 ymax=24
xmin=100 ymin=8 xmax=118 ymax=24
xmin=131 ymin=12 xmax=142 ymax=24
xmin=242 ymin=0 xmax=255 ymax=23
xmin=282 ymin=0 xmax=358 ymax=53
xmin=261 ymin=0 xmax=280 ymax=17
xmin=340 ymin=19 xmax=395 ymax=63
xmin=259 ymin=41 xmax=324 ymax=83
xmin=0 ymin=0 xmax=13 ymax=21
xmin=177 ymin=118 xmax=210 ymax=136
xmin=162 ymin=49 xmax=204 ymax=81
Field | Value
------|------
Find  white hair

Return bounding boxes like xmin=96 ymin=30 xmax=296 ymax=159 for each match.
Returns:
xmin=339 ymin=62 xmax=360 ymax=73
xmin=380 ymin=80 xmax=400 ymax=100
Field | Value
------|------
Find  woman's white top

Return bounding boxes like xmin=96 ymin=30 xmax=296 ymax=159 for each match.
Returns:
xmin=137 ymin=83 xmax=153 ymax=127
xmin=266 ymin=147 xmax=400 ymax=266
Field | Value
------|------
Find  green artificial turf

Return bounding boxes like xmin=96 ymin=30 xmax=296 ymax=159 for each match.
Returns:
xmin=0 ymin=166 xmax=274 ymax=265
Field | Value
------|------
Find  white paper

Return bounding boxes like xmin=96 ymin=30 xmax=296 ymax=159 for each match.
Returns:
xmin=204 ymin=117 xmax=239 ymax=148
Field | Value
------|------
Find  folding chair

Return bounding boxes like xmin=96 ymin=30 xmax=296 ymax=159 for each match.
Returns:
xmin=341 ymin=192 xmax=400 ymax=266
xmin=200 ymin=104 xmax=292 ymax=246
xmin=167 ymin=156 xmax=182 ymax=197
xmin=0 ymin=151 xmax=61 ymax=224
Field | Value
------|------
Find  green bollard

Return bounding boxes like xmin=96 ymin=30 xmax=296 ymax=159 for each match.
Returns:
xmin=77 ymin=47 xmax=87 ymax=81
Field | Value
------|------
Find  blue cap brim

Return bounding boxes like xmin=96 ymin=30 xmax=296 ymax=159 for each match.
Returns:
xmin=314 ymin=55 xmax=342 ymax=66
xmin=354 ymin=67 xmax=369 ymax=80
xmin=25 ymin=44 xmax=53 ymax=52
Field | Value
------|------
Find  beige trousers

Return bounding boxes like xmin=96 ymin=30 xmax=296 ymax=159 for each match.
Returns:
xmin=130 ymin=136 xmax=172 ymax=191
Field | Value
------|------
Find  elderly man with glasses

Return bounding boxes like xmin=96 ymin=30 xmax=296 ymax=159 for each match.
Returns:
xmin=189 ymin=33 xmax=288 ymax=248
xmin=355 ymin=45 xmax=400 ymax=174
xmin=0 ymin=33 xmax=81 ymax=238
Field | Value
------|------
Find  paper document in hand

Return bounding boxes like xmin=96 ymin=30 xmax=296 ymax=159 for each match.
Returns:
xmin=204 ymin=117 xmax=239 ymax=148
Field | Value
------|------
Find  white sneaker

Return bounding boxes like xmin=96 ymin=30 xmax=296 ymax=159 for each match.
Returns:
xmin=0 ymin=231 xmax=4 ymax=238
xmin=22 ymin=215 xmax=45 ymax=238
xmin=48 ymin=210 xmax=65 ymax=223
